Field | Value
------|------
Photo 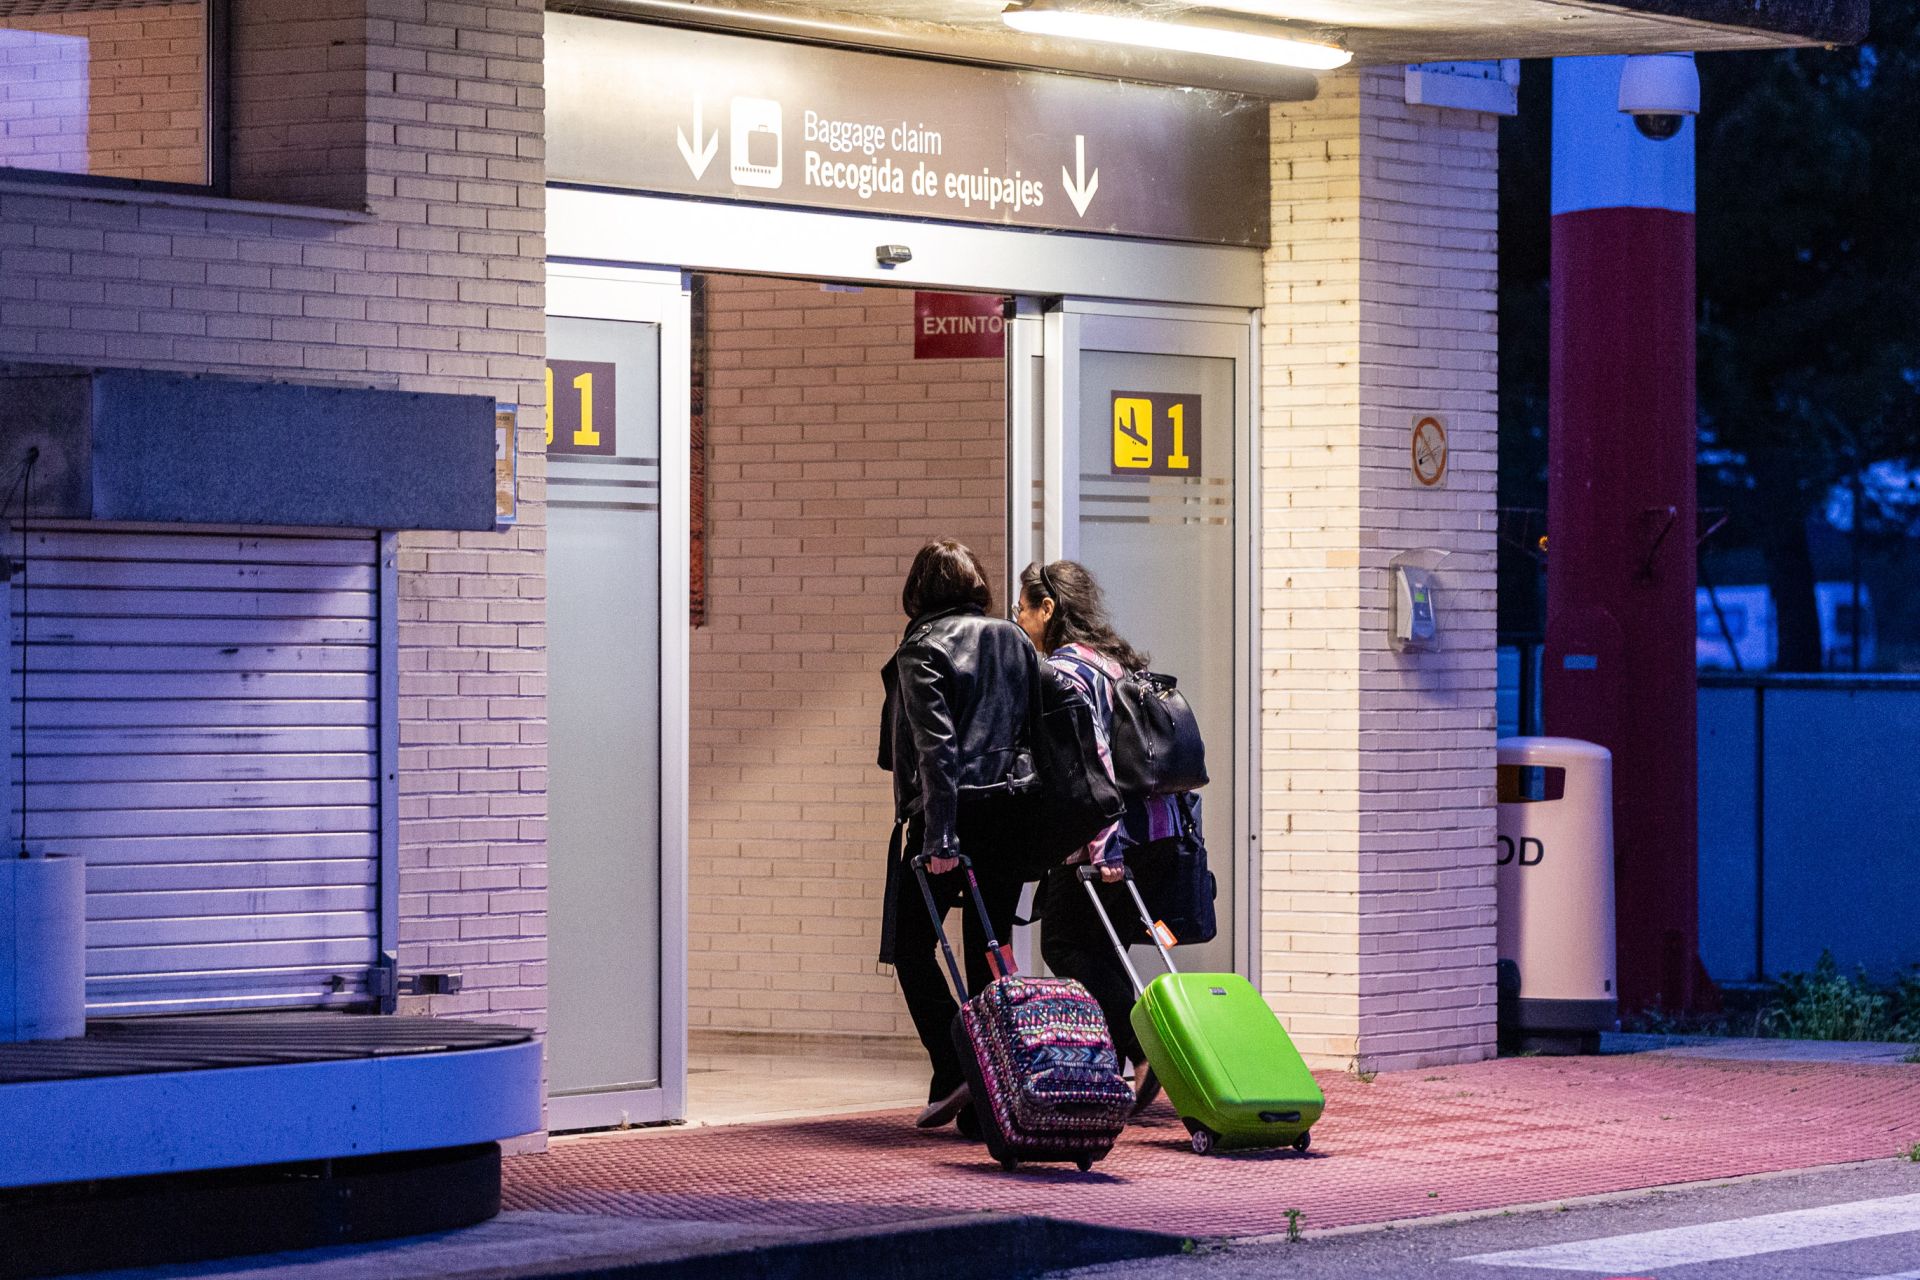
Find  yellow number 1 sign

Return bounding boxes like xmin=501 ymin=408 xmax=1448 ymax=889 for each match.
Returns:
xmin=544 ymin=358 xmax=618 ymax=456
xmin=1108 ymin=392 xmax=1202 ymax=476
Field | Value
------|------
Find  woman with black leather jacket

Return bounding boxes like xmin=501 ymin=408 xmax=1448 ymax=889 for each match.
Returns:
xmin=878 ymin=538 xmax=1040 ymax=1131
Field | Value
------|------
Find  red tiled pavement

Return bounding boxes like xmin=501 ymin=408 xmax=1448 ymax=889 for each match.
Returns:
xmin=503 ymin=1054 xmax=1920 ymax=1239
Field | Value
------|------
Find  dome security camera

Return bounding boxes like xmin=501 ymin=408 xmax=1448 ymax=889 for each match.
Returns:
xmin=1617 ymin=53 xmax=1699 ymax=142
xmin=1633 ymin=114 xmax=1686 ymax=141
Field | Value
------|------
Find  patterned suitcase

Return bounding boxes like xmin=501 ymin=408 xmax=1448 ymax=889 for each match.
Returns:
xmin=1080 ymin=867 xmax=1325 ymax=1155
xmin=913 ymin=856 xmax=1133 ymax=1172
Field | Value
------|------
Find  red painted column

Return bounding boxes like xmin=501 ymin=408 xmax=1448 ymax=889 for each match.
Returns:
xmin=1544 ymin=56 xmax=1708 ymax=1014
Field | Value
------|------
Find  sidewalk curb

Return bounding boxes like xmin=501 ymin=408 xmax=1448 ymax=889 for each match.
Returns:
xmin=1230 ymin=1154 xmax=1914 ymax=1247
xmin=453 ymin=1214 xmax=1189 ymax=1280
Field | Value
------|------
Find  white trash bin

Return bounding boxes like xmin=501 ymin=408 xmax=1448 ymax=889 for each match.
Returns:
xmin=1496 ymin=737 xmax=1617 ymax=1054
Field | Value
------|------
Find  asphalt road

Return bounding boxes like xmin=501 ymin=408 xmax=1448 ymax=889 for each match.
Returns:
xmin=1058 ymin=1157 xmax=1920 ymax=1280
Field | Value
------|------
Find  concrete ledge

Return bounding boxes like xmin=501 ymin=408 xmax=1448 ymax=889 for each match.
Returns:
xmin=185 ymin=1212 xmax=1189 ymax=1280
xmin=0 ymin=1039 xmax=541 ymax=1188
xmin=505 ymin=1215 xmax=1189 ymax=1280
xmin=1601 ymin=0 xmax=1866 ymax=46
xmin=1 ymin=1144 xmax=503 ymax=1280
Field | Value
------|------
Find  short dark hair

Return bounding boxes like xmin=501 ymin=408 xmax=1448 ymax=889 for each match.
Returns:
xmin=903 ymin=539 xmax=994 ymax=619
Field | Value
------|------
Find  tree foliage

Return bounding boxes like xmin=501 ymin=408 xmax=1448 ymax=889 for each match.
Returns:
xmin=1499 ymin=5 xmax=1920 ymax=668
xmin=1696 ymin=0 xmax=1920 ymax=667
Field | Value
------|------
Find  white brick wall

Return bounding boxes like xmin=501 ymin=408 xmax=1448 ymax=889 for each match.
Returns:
xmin=1261 ymin=68 xmax=1500 ymax=1071
xmin=0 ymin=0 xmax=549 ymax=1032
xmin=690 ymin=276 xmax=1005 ymax=1040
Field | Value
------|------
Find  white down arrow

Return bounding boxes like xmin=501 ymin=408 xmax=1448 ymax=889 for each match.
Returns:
xmin=677 ymin=99 xmax=719 ymax=180
xmin=1061 ymin=135 xmax=1100 ymax=217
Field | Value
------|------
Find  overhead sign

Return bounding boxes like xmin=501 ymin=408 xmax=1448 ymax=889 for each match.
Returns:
xmin=914 ymin=293 xmax=1006 ymax=360
xmin=1111 ymin=392 xmax=1202 ymax=476
xmin=546 ymin=15 xmax=1271 ymax=248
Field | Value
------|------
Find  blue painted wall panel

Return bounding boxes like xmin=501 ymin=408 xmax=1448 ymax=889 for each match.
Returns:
xmin=1760 ymin=689 xmax=1920 ymax=979
xmin=1697 ymin=686 xmax=1757 ymax=982
xmin=1699 ymin=681 xmax=1920 ymax=983
xmin=86 ymin=371 xmax=495 ymax=532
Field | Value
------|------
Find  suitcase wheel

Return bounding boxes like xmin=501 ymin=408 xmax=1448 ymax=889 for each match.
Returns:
xmin=1189 ymin=1125 xmax=1218 ymax=1156
xmin=999 ymin=1157 xmax=1019 ymax=1172
xmin=1292 ymin=1130 xmax=1312 ymax=1154
xmin=1075 ymin=1157 xmax=1093 ymax=1172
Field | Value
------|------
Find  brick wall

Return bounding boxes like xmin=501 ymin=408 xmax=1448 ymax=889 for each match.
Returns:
xmin=1261 ymin=68 xmax=1500 ymax=1071
xmin=2 ymin=3 xmax=208 ymax=184
xmin=690 ymin=276 xmax=1005 ymax=1040
xmin=229 ymin=0 xmax=370 ymax=207
xmin=0 ymin=0 xmax=549 ymax=1032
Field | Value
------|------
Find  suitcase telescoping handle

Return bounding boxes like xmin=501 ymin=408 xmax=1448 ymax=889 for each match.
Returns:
xmin=1078 ymin=866 xmax=1178 ymax=1001
xmin=912 ymin=853 xmax=1016 ymax=1002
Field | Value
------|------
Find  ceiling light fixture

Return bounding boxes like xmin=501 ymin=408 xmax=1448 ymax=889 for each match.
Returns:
xmin=1001 ymin=2 xmax=1351 ymax=71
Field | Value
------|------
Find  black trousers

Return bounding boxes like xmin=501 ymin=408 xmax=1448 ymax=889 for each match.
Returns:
xmin=1039 ymin=864 xmax=1145 ymax=1069
xmin=890 ymin=859 xmax=1022 ymax=1101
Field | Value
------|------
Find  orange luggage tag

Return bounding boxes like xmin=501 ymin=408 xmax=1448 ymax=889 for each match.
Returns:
xmin=988 ymin=943 xmax=1017 ymax=979
xmin=1152 ymin=920 xmax=1178 ymax=948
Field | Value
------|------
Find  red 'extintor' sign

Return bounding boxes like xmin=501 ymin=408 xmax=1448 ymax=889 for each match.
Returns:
xmin=914 ymin=292 xmax=1006 ymax=360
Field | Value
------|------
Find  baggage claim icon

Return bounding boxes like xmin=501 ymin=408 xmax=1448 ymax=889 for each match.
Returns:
xmin=1110 ymin=392 xmax=1201 ymax=476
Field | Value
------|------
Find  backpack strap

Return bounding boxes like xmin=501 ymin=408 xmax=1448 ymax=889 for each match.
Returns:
xmin=1049 ymin=648 xmax=1114 ymax=716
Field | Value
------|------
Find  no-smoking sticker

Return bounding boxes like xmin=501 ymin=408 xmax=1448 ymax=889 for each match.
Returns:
xmin=1412 ymin=415 xmax=1448 ymax=487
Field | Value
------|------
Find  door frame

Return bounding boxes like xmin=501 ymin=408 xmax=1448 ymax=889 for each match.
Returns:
xmin=1017 ymin=300 xmax=1262 ymax=980
xmin=544 ymin=263 xmax=691 ymax=1131
xmin=547 ymin=198 xmax=1266 ymax=1122
xmin=550 ymin=188 xmax=1262 ymax=308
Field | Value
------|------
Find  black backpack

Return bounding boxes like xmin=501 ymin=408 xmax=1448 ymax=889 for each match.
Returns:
xmin=1109 ymin=670 xmax=1208 ymax=796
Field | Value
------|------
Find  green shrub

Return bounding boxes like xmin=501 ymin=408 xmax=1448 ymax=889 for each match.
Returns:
xmin=1761 ymin=952 xmax=1894 ymax=1042
xmin=1888 ymin=967 xmax=1920 ymax=1043
xmin=1623 ymin=953 xmax=1920 ymax=1045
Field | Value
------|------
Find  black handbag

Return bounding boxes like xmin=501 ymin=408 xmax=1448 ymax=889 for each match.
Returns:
xmin=1126 ymin=792 xmax=1217 ymax=946
xmin=962 ymin=664 xmax=1124 ymax=882
xmin=1109 ymin=670 xmax=1209 ymax=796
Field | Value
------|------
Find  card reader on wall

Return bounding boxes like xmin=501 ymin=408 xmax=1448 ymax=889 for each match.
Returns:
xmin=1389 ymin=549 xmax=1448 ymax=652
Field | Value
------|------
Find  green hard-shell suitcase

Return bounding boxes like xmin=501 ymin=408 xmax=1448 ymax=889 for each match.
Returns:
xmin=1081 ymin=869 xmax=1325 ymax=1155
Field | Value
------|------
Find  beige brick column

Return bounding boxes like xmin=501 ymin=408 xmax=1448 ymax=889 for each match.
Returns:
xmin=1260 ymin=68 xmax=1500 ymax=1072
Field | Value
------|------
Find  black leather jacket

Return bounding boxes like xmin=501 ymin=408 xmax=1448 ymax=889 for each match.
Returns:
xmin=879 ymin=604 xmax=1040 ymax=857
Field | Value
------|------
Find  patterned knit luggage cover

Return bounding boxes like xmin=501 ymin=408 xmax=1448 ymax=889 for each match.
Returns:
xmin=955 ymin=974 xmax=1133 ymax=1167
xmin=910 ymin=854 xmax=1131 ymax=1170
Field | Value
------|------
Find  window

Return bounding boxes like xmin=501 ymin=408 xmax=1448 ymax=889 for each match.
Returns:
xmin=1697 ymin=602 xmax=1747 ymax=640
xmin=1 ymin=0 xmax=218 ymax=188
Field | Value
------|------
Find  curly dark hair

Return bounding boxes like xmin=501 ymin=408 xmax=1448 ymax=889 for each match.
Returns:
xmin=902 ymin=539 xmax=994 ymax=619
xmin=1019 ymin=559 xmax=1149 ymax=670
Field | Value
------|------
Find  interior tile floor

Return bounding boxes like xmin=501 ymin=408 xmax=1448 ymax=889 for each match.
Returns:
xmin=683 ymin=1032 xmax=931 ymax=1127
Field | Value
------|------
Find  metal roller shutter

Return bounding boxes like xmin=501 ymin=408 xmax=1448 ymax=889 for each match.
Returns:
xmin=7 ymin=525 xmax=385 ymax=1015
